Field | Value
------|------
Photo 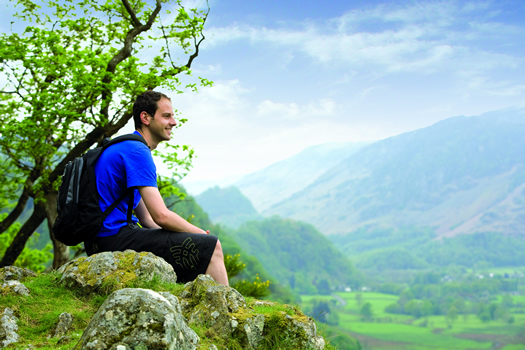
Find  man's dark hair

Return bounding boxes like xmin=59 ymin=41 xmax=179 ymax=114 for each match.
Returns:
xmin=133 ymin=90 xmax=171 ymax=130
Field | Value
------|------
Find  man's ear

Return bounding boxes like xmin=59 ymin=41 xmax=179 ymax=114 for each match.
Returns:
xmin=140 ymin=111 xmax=150 ymax=126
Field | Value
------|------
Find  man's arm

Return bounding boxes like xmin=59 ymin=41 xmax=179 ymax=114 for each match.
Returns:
xmin=137 ymin=186 xmax=206 ymax=234
xmin=134 ymin=198 xmax=161 ymax=229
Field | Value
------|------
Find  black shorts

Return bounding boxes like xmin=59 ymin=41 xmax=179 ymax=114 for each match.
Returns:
xmin=85 ymin=225 xmax=218 ymax=283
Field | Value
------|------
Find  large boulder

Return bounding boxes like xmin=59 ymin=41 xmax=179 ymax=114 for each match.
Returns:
xmin=58 ymin=250 xmax=177 ymax=294
xmin=75 ymin=288 xmax=199 ymax=350
xmin=179 ymin=275 xmax=324 ymax=349
xmin=179 ymin=275 xmax=246 ymax=340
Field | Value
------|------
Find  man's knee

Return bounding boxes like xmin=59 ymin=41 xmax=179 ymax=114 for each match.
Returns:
xmin=213 ymin=239 xmax=224 ymax=258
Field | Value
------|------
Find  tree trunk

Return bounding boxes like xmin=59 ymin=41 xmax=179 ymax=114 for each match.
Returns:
xmin=0 ymin=202 xmax=47 ymax=267
xmin=0 ymin=187 xmax=30 ymax=235
xmin=45 ymin=192 xmax=69 ymax=269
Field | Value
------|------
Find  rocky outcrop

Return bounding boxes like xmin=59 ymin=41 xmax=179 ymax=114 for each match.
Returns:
xmin=179 ymin=274 xmax=325 ymax=349
xmin=0 ymin=266 xmax=34 ymax=297
xmin=75 ymin=288 xmax=199 ymax=350
xmin=0 ymin=308 xmax=19 ymax=348
xmin=1 ymin=251 xmax=326 ymax=349
xmin=57 ymin=250 xmax=177 ymax=294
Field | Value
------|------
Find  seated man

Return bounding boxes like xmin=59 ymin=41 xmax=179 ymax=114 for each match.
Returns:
xmin=85 ymin=90 xmax=228 ymax=285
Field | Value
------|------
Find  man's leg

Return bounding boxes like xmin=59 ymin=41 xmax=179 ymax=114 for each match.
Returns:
xmin=205 ymin=239 xmax=229 ymax=286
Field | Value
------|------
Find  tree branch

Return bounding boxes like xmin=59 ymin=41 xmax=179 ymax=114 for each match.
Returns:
xmin=121 ymin=0 xmax=142 ymax=27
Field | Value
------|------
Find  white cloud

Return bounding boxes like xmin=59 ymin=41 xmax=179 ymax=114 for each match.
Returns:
xmin=256 ymin=98 xmax=335 ymax=120
xmin=202 ymin=0 xmax=522 ymax=77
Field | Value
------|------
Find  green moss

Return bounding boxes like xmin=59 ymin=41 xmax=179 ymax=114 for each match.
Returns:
xmin=1 ymin=269 xmax=325 ymax=350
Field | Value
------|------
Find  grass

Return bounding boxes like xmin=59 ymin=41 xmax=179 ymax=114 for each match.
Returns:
xmin=299 ymin=291 xmax=525 ymax=350
xmin=1 ymin=271 xmax=345 ymax=350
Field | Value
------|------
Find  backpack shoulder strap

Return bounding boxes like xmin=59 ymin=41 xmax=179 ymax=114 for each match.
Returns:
xmin=102 ymin=134 xmax=148 ymax=151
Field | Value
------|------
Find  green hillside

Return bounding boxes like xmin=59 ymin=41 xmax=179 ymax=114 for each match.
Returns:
xmin=330 ymin=227 xmax=525 ymax=273
xmin=195 ymin=186 xmax=261 ymax=228
xmin=263 ymin=108 xmax=525 ymax=238
xmin=230 ymin=216 xmax=363 ymax=294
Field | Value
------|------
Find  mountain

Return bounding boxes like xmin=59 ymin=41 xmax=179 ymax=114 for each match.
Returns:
xmin=263 ymin=108 xmax=525 ymax=238
xmin=195 ymin=186 xmax=261 ymax=228
xmin=234 ymin=141 xmax=371 ymax=211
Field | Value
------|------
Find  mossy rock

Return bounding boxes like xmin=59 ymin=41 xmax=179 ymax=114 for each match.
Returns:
xmin=179 ymin=275 xmax=324 ymax=349
xmin=57 ymin=250 xmax=177 ymax=295
xmin=0 ymin=266 xmax=36 ymax=282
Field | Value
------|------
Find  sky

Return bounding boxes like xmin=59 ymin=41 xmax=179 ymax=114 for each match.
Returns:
xmin=161 ymin=0 xmax=525 ymax=193
xmin=2 ymin=0 xmax=525 ymax=194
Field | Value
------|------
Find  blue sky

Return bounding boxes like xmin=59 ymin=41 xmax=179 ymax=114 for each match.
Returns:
xmin=2 ymin=0 xmax=525 ymax=193
xmin=165 ymin=0 xmax=525 ymax=193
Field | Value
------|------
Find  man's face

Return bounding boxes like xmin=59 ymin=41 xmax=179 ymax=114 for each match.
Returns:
xmin=149 ymin=98 xmax=176 ymax=142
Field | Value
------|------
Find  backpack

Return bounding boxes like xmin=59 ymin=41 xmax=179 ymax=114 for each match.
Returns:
xmin=53 ymin=134 xmax=148 ymax=246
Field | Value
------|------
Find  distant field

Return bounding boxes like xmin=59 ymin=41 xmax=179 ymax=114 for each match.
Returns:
xmin=301 ymin=291 xmax=525 ymax=350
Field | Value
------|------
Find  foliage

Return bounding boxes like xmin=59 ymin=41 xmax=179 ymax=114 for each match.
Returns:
xmin=359 ymin=302 xmax=373 ymax=321
xmin=224 ymin=253 xmax=245 ymax=279
xmin=331 ymin=227 xmax=525 ymax=274
xmin=232 ymin=274 xmax=271 ymax=299
xmin=223 ymin=253 xmax=271 ymax=298
xmin=0 ymin=0 xmax=211 ymax=266
xmin=0 ymin=214 xmax=52 ymax=272
xmin=231 ymin=216 xmax=362 ymax=294
xmin=382 ymin=268 xmax=523 ymax=324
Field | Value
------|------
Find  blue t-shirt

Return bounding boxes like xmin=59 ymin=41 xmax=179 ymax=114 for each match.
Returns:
xmin=95 ymin=131 xmax=157 ymax=237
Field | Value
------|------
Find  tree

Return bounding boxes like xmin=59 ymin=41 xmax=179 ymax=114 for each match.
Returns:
xmin=355 ymin=292 xmax=363 ymax=309
xmin=446 ymin=305 xmax=458 ymax=328
xmin=0 ymin=0 xmax=211 ymax=268
xmin=359 ymin=302 xmax=373 ymax=321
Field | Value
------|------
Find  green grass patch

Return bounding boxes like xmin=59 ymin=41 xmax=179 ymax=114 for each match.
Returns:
xmin=501 ymin=345 xmax=525 ymax=350
xmin=348 ymin=322 xmax=492 ymax=349
xmin=1 ymin=271 xmax=340 ymax=349
xmin=300 ymin=291 xmax=525 ymax=350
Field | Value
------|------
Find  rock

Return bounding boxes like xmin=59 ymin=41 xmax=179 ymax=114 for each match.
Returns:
xmin=0 ymin=308 xmax=19 ymax=348
xmin=52 ymin=312 xmax=73 ymax=338
xmin=57 ymin=335 xmax=71 ymax=345
xmin=179 ymin=275 xmax=324 ymax=349
xmin=75 ymin=288 xmax=199 ymax=350
xmin=179 ymin=275 xmax=246 ymax=339
xmin=0 ymin=280 xmax=30 ymax=296
xmin=0 ymin=266 xmax=36 ymax=282
xmin=251 ymin=301 xmax=325 ymax=350
xmin=243 ymin=314 xmax=265 ymax=349
xmin=58 ymin=250 xmax=177 ymax=294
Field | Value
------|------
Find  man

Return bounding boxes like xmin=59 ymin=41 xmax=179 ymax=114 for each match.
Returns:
xmin=85 ymin=90 xmax=229 ymax=285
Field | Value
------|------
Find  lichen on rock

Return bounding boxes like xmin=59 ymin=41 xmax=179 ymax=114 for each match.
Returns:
xmin=75 ymin=288 xmax=199 ymax=350
xmin=0 ymin=280 xmax=30 ymax=296
xmin=179 ymin=274 xmax=246 ymax=340
xmin=0 ymin=266 xmax=36 ymax=282
xmin=179 ymin=275 xmax=324 ymax=349
xmin=0 ymin=308 xmax=19 ymax=349
xmin=57 ymin=250 xmax=177 ymax=295
xmin=52 ymin=312 xmax=73 ymax=339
